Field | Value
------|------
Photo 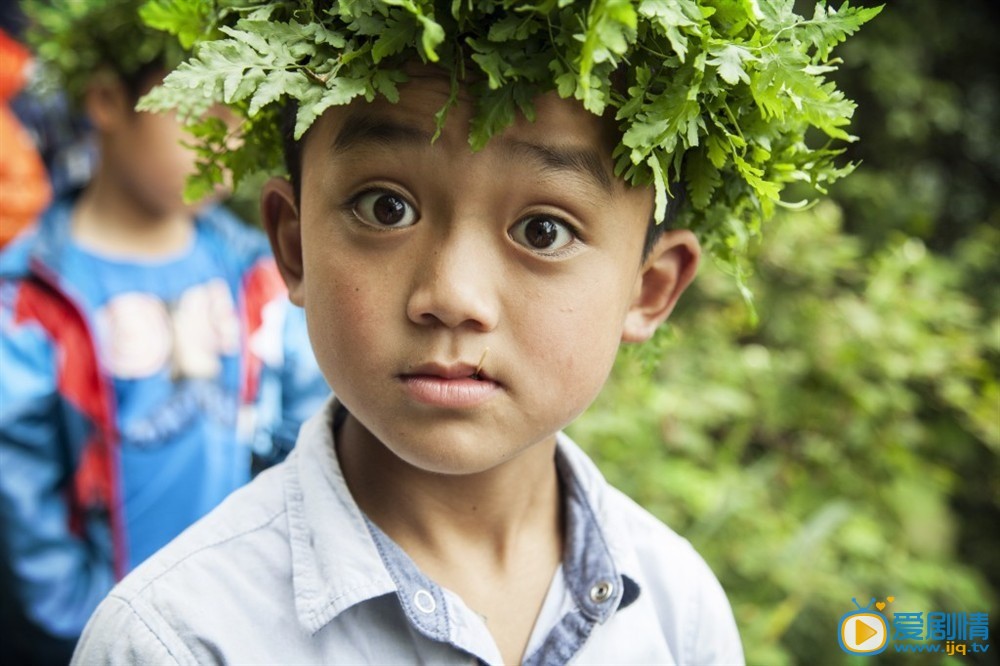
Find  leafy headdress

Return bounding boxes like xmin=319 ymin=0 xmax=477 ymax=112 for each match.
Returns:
xmin=23 ymin=0 xmax=185 ymax=104
xmin=149 ymin=1 xmax=878 ymax=290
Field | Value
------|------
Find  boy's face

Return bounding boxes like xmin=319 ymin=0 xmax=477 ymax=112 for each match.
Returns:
xmin=265 ymin=72 xmax=698 ymax=475
xmin=88 ymin=71 xmax=228 ymax=217
xmin=108 ymin=103 xmax=196 ymax=215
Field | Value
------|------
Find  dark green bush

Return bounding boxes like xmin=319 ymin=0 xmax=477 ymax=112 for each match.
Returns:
xmin=572 ymin=2 xmax=998 ymax=663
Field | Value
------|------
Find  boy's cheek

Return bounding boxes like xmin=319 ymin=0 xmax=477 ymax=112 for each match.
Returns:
xmin=518 ymin=297 xmax=623 ymax=380
xmin=303 ymin=278 xmax=390 ymax=354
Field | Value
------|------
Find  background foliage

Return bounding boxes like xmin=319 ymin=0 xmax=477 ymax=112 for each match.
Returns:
xmin=569 ymin=1 xmax=999 ymax=664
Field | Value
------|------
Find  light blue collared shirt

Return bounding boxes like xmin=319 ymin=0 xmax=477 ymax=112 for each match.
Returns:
xmin=73 ymin=399 xmax=744 ymax=665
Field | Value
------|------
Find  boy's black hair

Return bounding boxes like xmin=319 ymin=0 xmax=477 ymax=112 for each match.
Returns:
xmin=24 ymin=0 xmax=182 ymax=110
xmin=116 ymin=58 xmax=169 ymax=105
xmin=280 ymin=102 xmax=677 ymax=261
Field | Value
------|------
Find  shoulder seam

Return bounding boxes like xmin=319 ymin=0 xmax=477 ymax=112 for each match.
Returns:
xmin=114 ymin=596 xmax=189 ymax=665
xmin=127 ymin=503 xmax=287 ymax=598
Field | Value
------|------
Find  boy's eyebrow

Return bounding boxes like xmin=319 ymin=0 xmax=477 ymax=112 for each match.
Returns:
xmin=500 ymin=138 xmax=614 ymax=194
xmin=332 ymin=114 xmax=433 ymax=152
xmin=330 ymin=113 xmax=614 ymax=194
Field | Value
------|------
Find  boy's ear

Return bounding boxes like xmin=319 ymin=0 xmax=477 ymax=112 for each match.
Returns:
xmin=261 ymin=177 xmax=305 ymax=306
xmin=83 ymin=71 xmax=130 ymax=131
xmin=622 ymin=229 xmax=700 ymax=343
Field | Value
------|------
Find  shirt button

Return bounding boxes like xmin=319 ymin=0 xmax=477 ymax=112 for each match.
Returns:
xmin=414 ymin=589 xmax=436 ymax=614
xmin=590 ymin=581 xmax=614 ymax=603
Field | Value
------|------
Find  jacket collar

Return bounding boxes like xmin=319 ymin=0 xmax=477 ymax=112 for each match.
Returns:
xmin=0 ymin=193 xmax=269 ymax=287
xmin=0 ymin=195 xmax=75 ymax=282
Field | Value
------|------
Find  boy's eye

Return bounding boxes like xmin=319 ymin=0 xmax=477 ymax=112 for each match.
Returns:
xmin=509 ymin=216 xmax=576 ymax=253
xmin=353 ymin=190 xmax=418 ymax=228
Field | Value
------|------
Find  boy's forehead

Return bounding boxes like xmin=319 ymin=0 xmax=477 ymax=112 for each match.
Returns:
xmin=300 ymin=77 xmax=650 ymax=216
xmin=310 ymin=71 xmax=621 ymax=175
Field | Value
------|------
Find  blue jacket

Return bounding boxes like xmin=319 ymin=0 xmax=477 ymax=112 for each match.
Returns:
xmin=0 ymin=197 xmax=328 ymax=662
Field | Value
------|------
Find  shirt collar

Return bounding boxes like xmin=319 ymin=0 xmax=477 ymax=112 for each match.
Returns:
xmin=285 ymin=400 xmax=396 ymax=633
xmin=554 ymin=439 xmax=628 ymax=621
xmin=285 ymin=399 xmax=642 ymax=637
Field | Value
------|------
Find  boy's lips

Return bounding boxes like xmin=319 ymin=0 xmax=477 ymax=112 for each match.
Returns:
xmin=399 ymin=362 xmax=501 ymax=408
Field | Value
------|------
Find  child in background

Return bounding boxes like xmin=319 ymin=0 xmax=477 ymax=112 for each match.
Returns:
xmin=0 ymin=1 xmax=329 ymax=662
xmin=73 ymin=1 xmax=877 ymax=664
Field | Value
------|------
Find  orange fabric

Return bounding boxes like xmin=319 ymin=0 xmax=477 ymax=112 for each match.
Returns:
xmin=0 ymin=29 xmax=52 ymax=246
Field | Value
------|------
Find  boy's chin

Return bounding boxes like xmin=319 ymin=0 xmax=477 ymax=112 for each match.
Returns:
xmin=389 ymin=445 xmax=509 ymax=477
xmin=379 ymin=430 xmax=553 ymax=478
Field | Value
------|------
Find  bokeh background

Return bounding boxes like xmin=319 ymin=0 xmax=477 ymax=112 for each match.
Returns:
xmin=569 ymin=0 xmax=999 ymax=663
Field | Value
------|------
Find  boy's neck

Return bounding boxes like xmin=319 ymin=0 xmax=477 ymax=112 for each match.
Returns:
xmin=338 ymin=412 xmax=563 ymax=564
xmin=71 ymin=172 xmax=194 ymax=259
xmin=337 ymin=413 xmax=564 ymax=664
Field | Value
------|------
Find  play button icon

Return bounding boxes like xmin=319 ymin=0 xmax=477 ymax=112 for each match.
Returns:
xmin=839 ymin=611 xmax=888 ymax=654
xmin=855 ymin=618 xmax=878 ymax=644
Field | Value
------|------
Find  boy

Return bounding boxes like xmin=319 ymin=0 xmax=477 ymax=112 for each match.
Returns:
xmin=73 ymin=1 xmax=876 ymax=663
xmin=0 ymin=1 xmax=328 ymax=662
xmin=74 ymin=75 xmax=737 ymax=665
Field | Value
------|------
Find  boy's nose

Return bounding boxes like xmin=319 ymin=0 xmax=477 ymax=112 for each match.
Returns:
xmin=405 ymin=229 xmax=500 ymax=332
